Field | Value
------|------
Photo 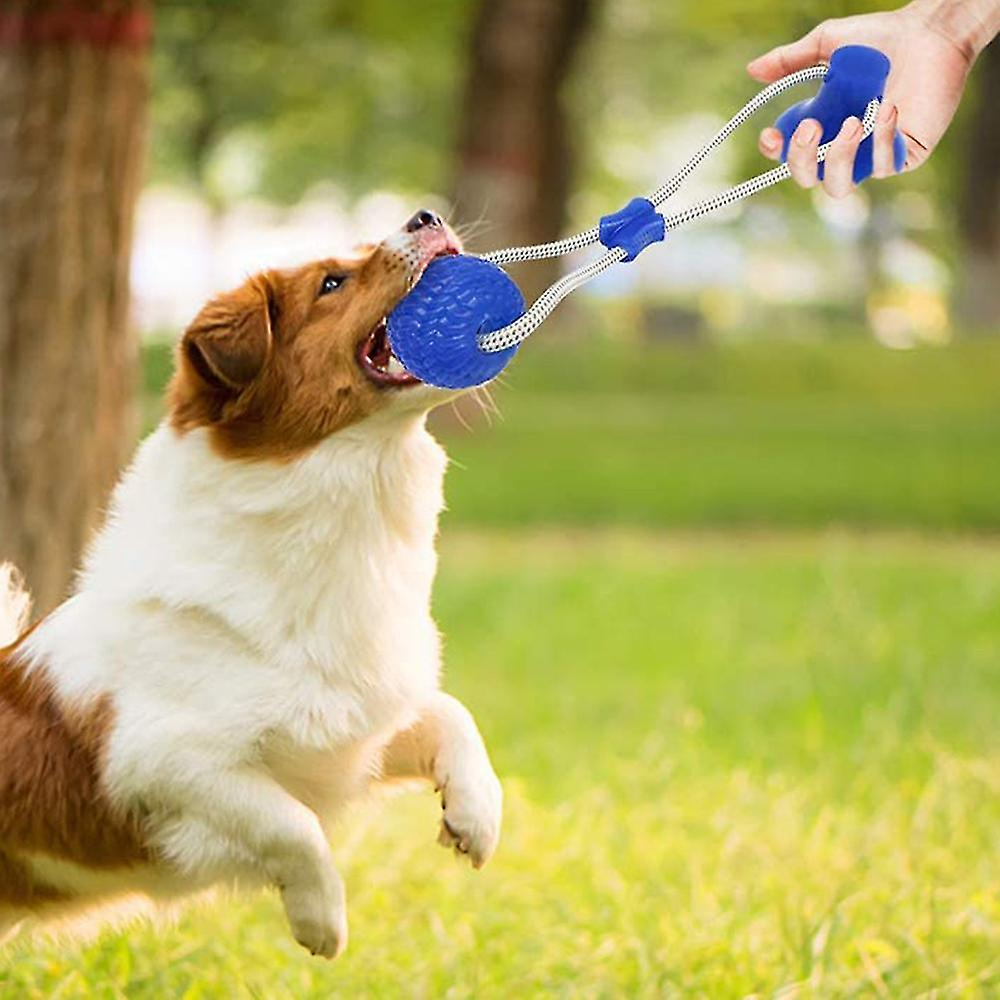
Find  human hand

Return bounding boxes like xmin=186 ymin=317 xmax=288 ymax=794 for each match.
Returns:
xmin=748 ymin=1 xmax=985 ymax=197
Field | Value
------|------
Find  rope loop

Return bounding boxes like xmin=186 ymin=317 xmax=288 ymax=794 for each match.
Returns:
xmin=477 ymin=63 xmax=881 ymax=355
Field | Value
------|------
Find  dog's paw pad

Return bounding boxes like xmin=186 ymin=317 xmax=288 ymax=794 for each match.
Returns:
xmin=438 ymin=774 xmax=502 ymax=869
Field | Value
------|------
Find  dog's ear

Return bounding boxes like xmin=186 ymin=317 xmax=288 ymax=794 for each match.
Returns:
xmin=182 ymin=276 xmax=275 ymax=392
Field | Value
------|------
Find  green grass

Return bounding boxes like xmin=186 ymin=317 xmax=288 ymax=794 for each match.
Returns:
xmin=435 ymin=336 xmax=1000 ymax=531
xmin=3 ymin=531 xmax=998 ymax=998
xmin=15 ymin=335 xmax=993 ymax=994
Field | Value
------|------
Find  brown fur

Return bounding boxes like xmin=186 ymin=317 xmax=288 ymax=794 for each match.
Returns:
xmin=0 ymin=849 xmax=64 ymax=907
xmin=0 ymin=631 xmax=149 ymax=906
xmin=169 ymin=246 xmax=414 ymax=461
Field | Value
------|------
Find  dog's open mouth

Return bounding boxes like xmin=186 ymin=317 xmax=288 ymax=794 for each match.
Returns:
xmin=357 ymin=318 xmax=419 ymax=387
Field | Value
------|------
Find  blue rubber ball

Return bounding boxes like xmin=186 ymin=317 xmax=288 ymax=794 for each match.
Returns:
xmin=386 ymin=254 xmax=525 ymax=390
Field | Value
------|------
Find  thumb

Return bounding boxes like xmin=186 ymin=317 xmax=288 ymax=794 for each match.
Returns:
xmin=747 ymin=25 xmax=830 ymax=82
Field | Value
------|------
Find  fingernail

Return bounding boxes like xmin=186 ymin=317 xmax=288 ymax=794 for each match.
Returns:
xmin=877 ymin=101 xmax=895 ymax=124
xmin=796 ymin=120 xmax=821 ymax=144
xmin=840 ymin=116 xmax=862 ymax=140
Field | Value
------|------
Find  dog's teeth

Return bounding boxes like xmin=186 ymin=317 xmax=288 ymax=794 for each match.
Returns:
xmin=386 ymin=354 xmax=406 ymax=376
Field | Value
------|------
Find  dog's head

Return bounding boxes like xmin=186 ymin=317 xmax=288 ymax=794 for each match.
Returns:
xmin=168 ymin=210 xmax=462 ymax=459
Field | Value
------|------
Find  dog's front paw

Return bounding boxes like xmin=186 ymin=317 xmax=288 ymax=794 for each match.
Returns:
xmin=438 ymin=765 xmax=503 ymax=869
xmin=282 ymin=882 xmax=348 ymax=959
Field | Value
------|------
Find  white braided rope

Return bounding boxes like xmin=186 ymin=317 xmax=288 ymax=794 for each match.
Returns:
xmin=661 ymin=98 xmax=880 ymax=230
xmin=481 ymin=225 xmax=600 ymax=266
xmin=477 ymin=65 xmax=880 ymax=354
xmin=481 ymin=66 xmax=827 ymax=270
xmin=646 ymin=65 xmax=829 ymax=208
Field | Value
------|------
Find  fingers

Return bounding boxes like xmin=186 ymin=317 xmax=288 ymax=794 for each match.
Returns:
xmin=786 ymin=116 xmax=865 ymax=198
xmin=872 ymin=102 xmax=899 ymax=178
xmin=786 ymin=119 xmax=822 ymax=189
xmin=758 ymin=127 xmax=783 ymax=161
xmin=821 ymin=116 xmax=864 ymax=198
xmin=747 ymin=24 xmax=829 ymax=82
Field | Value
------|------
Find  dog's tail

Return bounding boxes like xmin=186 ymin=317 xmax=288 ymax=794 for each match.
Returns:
xmin=0 ymin=563 xmax=31 ymax=647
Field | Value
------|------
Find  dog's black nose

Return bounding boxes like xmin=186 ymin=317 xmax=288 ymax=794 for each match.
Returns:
xmin=405 ymin=209 xmax=443 ymax=232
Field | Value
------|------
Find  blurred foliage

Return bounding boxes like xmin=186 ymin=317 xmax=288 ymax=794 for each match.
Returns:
xmin=151 ymin=0 xmax=982 ymax=294
xmin=152 ymin=1 xmax=975 ymax=206
xmin=152 ymin=0 xmax=473 ymax=206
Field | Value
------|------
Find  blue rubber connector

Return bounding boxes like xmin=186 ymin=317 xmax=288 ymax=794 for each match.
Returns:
xmin=775 ymin=45 xmax=906 ymax=183
xmin=598 ymin=197 xmax=665 ymax=262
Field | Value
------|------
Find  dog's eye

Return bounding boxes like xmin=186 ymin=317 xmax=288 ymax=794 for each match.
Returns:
xmin=318 ymin=274 xmax=346 ymax=297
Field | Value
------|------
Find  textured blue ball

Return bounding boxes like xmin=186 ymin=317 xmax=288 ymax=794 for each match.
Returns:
xmin=386 ymin=254 xmax=524 ymax=390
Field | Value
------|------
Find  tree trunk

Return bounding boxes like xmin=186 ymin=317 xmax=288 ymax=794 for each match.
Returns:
xmin=0 ymin=2 xmax=149 ymax=614
xmin=956 ymin=40 xmax=1000 ymax=329
xmin=452 ymin=0 xmax=595 ymax=305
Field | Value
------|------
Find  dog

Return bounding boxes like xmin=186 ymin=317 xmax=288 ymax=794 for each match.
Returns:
xmin=0 ymin=210 xmax=502 ymax=958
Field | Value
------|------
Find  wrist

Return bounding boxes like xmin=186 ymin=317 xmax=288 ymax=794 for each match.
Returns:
xmin=907 ymin=0 xmax=1000 ymax=63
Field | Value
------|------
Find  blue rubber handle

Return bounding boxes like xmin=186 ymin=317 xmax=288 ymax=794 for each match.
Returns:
xmin=775 ymin=45 xmax=906 ymax=183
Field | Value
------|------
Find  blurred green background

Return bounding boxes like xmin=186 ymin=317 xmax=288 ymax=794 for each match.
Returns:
xmin=2 ymin=0 xmax=998 ymax=996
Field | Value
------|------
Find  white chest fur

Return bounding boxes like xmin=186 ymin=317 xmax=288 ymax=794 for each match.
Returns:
xmin=23 ymin=411 xmax=449 ymax=815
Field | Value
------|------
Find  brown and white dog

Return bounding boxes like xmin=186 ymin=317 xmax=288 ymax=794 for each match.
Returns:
xmin=0 ymin=210 xmax=502 ymax=958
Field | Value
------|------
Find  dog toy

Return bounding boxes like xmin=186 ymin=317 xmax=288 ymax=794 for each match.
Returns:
xmin=387 ymin=45 xmax=905 ymax=390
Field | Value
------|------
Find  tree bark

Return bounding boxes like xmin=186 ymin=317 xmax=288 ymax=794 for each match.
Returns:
xmin=956 ymin=39 xmax=1000 ymax=329
xmin=452 ymin=0 xmax=595 ymax=305
xmin=0 ymin=2 xmax=149 ymax=613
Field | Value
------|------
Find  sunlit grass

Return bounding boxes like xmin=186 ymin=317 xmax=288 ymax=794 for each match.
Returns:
xmin=3 ymin=530 xmax=997 ymax=997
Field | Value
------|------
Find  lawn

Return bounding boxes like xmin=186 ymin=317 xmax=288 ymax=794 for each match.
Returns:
xmin=4 ymin=336 xmax=997 ymax=996
xmin=435 ymin=336 xmax=1000 ymax=531
xmin=3 ymin=531 xmax=998 ymax=998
